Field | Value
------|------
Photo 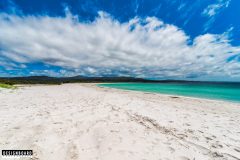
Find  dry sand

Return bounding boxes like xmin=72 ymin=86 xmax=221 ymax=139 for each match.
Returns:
xmin=0 ymin=83 xmax=240 ymax=160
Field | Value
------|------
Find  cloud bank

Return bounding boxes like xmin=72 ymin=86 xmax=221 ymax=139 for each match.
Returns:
xmin=0 ymin=11 xmax=240 ymax=79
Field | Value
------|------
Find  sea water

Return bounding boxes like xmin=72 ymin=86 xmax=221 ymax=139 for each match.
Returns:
xmin=98 ymin=82 xmax=240 ymax=103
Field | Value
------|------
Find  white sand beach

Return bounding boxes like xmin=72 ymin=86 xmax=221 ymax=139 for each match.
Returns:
xmin=0 ymin=83 xmax=240 ymax=160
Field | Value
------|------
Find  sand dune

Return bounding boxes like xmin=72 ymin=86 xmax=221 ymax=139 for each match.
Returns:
xmin=0 ymin=83 xmax=240 ymax=160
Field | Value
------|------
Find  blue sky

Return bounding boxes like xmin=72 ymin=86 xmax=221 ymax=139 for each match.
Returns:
xmin=0 ymin=0 xmax=240 ymax=81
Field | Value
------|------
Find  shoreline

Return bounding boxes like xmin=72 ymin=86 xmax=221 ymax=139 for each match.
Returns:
xmin=95 ymin=83 xmax=240 ymax=105
xmin=3 ymin=82 xmax=240 ymax=104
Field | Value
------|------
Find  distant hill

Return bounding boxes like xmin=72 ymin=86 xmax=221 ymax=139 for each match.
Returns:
xmin=0 ymin=76 xmax=239 ymax=85
xmin=0 ymin=76 xmax=158 ymax=84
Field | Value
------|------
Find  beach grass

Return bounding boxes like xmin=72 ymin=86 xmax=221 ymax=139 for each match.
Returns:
xmin=0 ymin=83 xmax=16 ymax=89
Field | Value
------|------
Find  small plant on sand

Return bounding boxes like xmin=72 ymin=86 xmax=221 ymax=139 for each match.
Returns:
xmin=0 ymin=83 xmax=16 ymax=89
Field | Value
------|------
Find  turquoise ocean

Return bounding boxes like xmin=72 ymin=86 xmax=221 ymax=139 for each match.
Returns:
xmin=98 ymin=82 xmax=240 ymax=103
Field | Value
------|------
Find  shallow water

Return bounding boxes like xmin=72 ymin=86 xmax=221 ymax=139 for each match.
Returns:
xmin=98 ymin=82 xmax=240 ymax=102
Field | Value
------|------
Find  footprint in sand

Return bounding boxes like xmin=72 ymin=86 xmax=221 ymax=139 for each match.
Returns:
xmin=184 ymin=123 xmax=191 ymax=126
xmin=167 ymin=146 xmax=175 ymax=153
xmin=67 ymin=143 xmax=79 ymax=160
xmin=178 ymin=156 xmax=191 ymax=160
xmin=234 ymin=148 xmax=240 ymax=153
xmin=211 ymin=143 xmax=223 ymax=149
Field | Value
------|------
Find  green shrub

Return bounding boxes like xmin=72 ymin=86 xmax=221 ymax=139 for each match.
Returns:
xmin=0 ymin=83 xmax=15 ymax=89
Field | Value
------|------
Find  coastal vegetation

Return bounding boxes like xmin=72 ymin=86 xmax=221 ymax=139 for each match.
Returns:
xmin=0 ymin=76 xmax=157 ymax=85
xmin=0 ymin=83 xmax=15 ymax=89
xmin=0 ymin=76 xmax=240 ymax=85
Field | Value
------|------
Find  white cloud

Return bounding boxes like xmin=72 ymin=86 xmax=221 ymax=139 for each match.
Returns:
xmin=202 ymin=0 xmax=232 ymax=32
xmin=0 ymin=11 xmax=240 ymax=79
xmin=202 ymin=0 xmax=231 ymax=17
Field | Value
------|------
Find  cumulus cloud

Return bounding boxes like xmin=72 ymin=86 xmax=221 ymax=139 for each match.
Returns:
xmin=0 ymin=11 xmax=240 ymax=79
